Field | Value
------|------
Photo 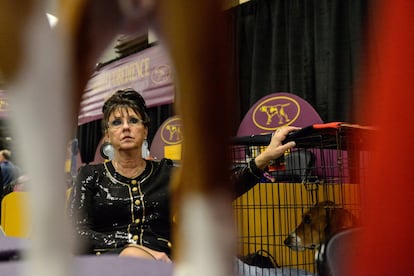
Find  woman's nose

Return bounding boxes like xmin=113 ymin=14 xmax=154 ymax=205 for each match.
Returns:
xmin=121 ymin=120 xmax=131 ymax=128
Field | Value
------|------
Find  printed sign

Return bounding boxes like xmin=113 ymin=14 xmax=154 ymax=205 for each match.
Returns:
xmin=237 ymin=92 xmax=323 ymax=136
xmin=78 ymin=44 xmax=175 ymax=125
xmin=150 ymin=115 xmax=183 ymax=160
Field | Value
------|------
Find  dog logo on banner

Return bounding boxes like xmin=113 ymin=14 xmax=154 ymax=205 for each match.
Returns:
xmin=151 ymin=64 xmax=172 ymax=84
xmin=253 ymin=96 xmax=301 ymax=131
xmin=161 ymin=116 xmax=183 ymax=144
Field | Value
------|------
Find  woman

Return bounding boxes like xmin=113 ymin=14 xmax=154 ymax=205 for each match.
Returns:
xmin=70 ymin=88 xmax=298 ymax=262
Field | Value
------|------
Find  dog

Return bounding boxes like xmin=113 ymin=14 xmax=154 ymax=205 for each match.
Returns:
xmin=1 ymin=0 xmax=235 ymax=275
xmin=284 ymin=201 xmax=358 ymax=251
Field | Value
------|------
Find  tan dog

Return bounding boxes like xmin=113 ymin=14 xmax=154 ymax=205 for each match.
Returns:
xmin=1 ymin=0 xmax=235 ymax=276
xmin=284 ymin=201 xmax=358 ymax=251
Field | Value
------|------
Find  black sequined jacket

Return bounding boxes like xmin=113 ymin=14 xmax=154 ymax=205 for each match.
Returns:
xmin=69 ymin=158 xmax=263 ymax=257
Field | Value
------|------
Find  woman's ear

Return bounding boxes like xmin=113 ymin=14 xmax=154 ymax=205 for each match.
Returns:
xmin=144 ymin=127 xmax=148 ymax=138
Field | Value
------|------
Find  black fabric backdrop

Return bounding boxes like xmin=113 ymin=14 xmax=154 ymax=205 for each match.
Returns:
xmin=77 ymin=0 xmax=370 ymax=164
xmin=233 ymin=0 xmax=369 ymax=123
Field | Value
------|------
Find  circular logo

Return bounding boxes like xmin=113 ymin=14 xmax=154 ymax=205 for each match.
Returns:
xmin=161 ymin=116 xmax=183 ymax=145
xmin=252 ymin=96 xmax=300 ymax=130
xmin=151 ymin=64 xmax=172 ymax=84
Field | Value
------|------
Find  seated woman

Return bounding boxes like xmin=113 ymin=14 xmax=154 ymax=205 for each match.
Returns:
xmin=69 ymin=88 xmax=298 ymax=262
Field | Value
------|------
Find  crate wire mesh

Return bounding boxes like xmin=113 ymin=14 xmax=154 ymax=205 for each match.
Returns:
xmin=231 ymin=125 xmax=373 ymax=275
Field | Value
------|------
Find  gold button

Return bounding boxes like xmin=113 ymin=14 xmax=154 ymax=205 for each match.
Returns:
xmin=132 ymin=187 xmax=138 ymax=192
xmin=135 ymin=218 xmax=140 ymax=224
xmin=133 ymin=235 xmax=138 ymax=241
xmin=135 ymin=199 xmax=141 ymax=205
xmin=167 ymin=242 xmax=172 ymax=248
xmin=131 ymin=180 xmax=137 ymax=185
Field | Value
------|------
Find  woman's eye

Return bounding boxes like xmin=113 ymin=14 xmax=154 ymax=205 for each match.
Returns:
xmin=129 ymin=118 xmax=140 ymax=124
xmin=111 ymin=119 xmax=122 ymax=126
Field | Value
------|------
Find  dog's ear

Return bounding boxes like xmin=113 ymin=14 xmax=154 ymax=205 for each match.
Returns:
xmin=315 ymin=200 xmax=336 ymax=208
xmin=324 ymin=200 xmax=336 ymax=207
xmin=338 ymin=209 xmax=357 ymax=228
xmin=329 ymin=208 xmax=356 ymax=233
xmin=327 ymin=206 xmax=338 ymax=223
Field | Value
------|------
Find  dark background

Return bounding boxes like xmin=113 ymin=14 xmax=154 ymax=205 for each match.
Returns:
xmin=233 ymin=0 xmax=370 ymax=124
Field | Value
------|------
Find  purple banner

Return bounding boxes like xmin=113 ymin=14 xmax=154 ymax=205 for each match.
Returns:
xmin=78 ymin=44 xmax=175 ymax=125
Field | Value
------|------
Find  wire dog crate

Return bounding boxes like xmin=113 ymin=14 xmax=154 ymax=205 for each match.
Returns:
xmin=232 ymin=123 xmax=373 ymax=276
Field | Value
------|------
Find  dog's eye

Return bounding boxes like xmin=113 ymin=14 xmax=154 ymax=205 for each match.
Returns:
xmin=304 ymin=214 xmax=312 ymax=224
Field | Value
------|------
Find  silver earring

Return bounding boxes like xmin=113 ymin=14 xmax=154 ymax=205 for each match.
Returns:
xmin=142 ymin=138 xmax=150 ymax=159
xmin=101 ymin=141 xmax=114 ymax=160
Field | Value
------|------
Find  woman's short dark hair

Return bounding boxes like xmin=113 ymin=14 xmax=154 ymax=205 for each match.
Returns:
xmin=102 ymin=88 xmax=150 ymax=132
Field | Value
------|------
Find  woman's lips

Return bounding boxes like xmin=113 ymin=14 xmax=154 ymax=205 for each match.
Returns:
xmin=121 ymin=136 xmax=133 ymax=141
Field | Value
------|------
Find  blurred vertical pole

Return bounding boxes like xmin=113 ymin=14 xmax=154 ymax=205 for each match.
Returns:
xmin=352 ymin=0 xmax=414 ymax=274
xmin=155 ymin=0 xmax=237 ymax=275
xmin=8 ymin=2 xmax=74 ymax=276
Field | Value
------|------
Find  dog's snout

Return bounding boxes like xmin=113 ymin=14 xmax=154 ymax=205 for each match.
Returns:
xmin=284 ymin=232 xmax=297 ymax=246
xmin=284 ymin=232 xmax=306 ymax=251
xmin=284 ymin=237 xmax=290 ymax=246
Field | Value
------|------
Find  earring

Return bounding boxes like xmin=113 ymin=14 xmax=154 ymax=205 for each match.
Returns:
xmin=142 ymin=138 xmax=150 ymax=159
xmin=101 ymin=141 xmax=114 ymax=160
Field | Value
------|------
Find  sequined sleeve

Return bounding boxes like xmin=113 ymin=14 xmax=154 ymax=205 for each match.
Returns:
xmin=232 ymin=159 xmax=265 ymax=198
xmin=69 ymin=165 xmax=127 ymax=253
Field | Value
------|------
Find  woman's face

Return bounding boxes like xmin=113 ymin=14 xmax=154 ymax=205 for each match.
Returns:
xmin=105 ymin=107 xmax=148 ymax=152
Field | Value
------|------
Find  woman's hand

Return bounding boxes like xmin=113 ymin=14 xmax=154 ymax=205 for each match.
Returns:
xmin=120 ymin=244 xmax=172 ymax=263
xmin=148 ymin=248 xmax=172 ymax=263
xmin=254 ymin=126 xmax=301 ymax=170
